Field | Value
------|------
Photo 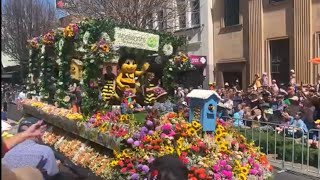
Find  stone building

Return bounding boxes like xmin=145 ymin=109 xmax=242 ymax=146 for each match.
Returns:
xmin=212 ymin=0 xmax=320 ymax=88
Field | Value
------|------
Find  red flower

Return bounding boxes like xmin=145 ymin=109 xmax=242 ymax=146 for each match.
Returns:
xmin=118 ymin=161 xmax=124 ymax=167
xmin=198 ymin=173 xmax=207 ymax=179
xmin=120 ymin=168 xmax=127 ymax=173
xmin=151 ymin=170 xmax=158 ymax=177
xmin=189 ymin=177 xmax=198 ymax=180
xmin=129 ymin=169 xmax=136 ymax=174
xmin=195 ymin=168 xmax=205 ymax=175
xmin=181 ymin=152 xmax=188 ymax=157
xmin=191 ymin=146 xmax=200 ymax=152
xmin=153 ymin=145 xmax=161 ymax=150
xmin=127 ymin=163 xmax=134 ymax=168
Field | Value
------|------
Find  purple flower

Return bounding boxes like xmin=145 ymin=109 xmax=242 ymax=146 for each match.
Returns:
xmin=141 ymin=126 xmax=148 ymax=133
xmin=213 ymin=173 xmax=221 ymax=179
xmin=137 ymin=164 xmax=143 ymax=170
xmin=148 ymin=130 xmax=154 ymax=135
xmin=127 ymin=138 xmax=134 ymax=144
xmin=130 ymin=173 xmax=139 ymax=180
xmin=133 ymin=141 xmax=140 ymax=147
xmin=134 ymin=133 xmax=141 ymax=139
xmin=146 ymin=120 xmax=153 ymax=127
xmin=142 ymin=165 xmax=150 ymax=173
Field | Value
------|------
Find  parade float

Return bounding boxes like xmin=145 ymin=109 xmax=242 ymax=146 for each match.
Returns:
xmin=22 ymin=18 xmax=274 ymax=179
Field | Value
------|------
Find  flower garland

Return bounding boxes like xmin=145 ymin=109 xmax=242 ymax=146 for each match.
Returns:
xmin=163 ymin=52 xmax=195 ymax=92
xmin=55 ymin=24 xmax=79 ymax=108
xmin=26 ymin=37 xmax=41 ymax=95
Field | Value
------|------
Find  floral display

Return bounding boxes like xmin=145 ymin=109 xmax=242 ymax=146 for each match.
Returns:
xmin=108 ymin=113 xmax=273 ymax=180
xmin=22 ymin=99 xmax=83 ymax=121
xmin=28 ymin=37 xmax=41 ymax=49
xmin=42 ymin=129 xmax=115 ymax=179
xmin=42 ymin=30 xmax=56 ymax=46
xmin=40 ymin=110 xmax=273 ymax=180
xmin=162 ymin=43 xmax=173 ymax=56
xmin=63 ymin=24 xmax=79 ymax=39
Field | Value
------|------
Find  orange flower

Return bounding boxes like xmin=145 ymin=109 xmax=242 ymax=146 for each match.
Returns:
xmin=259 ymin=155 xmax=268 ymax=166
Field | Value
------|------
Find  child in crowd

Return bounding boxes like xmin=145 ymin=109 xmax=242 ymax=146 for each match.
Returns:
xmin=233 ymin=104 xmax=245 ymax=128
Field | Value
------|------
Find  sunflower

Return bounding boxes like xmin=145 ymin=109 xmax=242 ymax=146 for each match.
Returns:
xmin=215 ymin=129 xmax=223 ymax=136
xmin=191 ymin=120 xmax=201 ymax=130
xmin=177 ymin=141 xmax=183 ymax=149
xmin=176 ymin=148 xmax=181 ymax=156
xmin=120 ymin=115 xmax=129 ymax=122
xmin=240 ymin=166 xmax=249 ymax=175
xmin=238 ymin=173 xmax=247 ymax=180
xmin=187 ymin=128 xmax=197 ymax=137
xmin=219 ymin=144 xmax=228 ymax=152
xmin=214 ymin=135 xmax=223 ymax=142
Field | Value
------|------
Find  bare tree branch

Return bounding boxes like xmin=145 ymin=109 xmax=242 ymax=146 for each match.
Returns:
xmin=2 ymin=0 xmax=56 ymax=79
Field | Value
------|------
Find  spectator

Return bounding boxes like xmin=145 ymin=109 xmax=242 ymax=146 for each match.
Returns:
xmin=287 ymin=112 xmax=308 ymax=138
xmin=2 ymin=118 xmax=60 ymax=178
xmin=148 ymin=155 xmax=188 ymax=180
xmin=233 ymin=104 xmax=245 ymax=128
xmin=286 ymin=96 xmax=301 ymax=117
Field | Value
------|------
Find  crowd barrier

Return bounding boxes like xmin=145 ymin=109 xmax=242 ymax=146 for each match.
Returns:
xmin=234 ymin=119 xmax=320 ymax=177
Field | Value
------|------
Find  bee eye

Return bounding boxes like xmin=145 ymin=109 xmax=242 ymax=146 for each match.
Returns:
xmin=127 ymin=62 xmax=130 ymax=65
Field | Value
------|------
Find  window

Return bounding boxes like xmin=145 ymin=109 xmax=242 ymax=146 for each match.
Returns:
xmin=177 ymin=0 xmax=187 ymax=29
xmin=269 ymin=0 xmax=285 ymax=3
xmin=191 ymin=0 xmax=200 ymax=26
xmin=224 ymin=0 xmax=239 ymax=27
xmin=157 ymin=11 xmax=166 ymax=30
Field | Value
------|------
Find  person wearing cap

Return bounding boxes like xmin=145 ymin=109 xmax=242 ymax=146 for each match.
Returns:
xmin=2 ymin=119 xmax=59 ymax=178
xmin=209 ymin=82 xmax=216 ymax=91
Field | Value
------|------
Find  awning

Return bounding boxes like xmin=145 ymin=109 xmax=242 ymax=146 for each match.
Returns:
xmin=1 ymin=52 xmax=19 ymax=67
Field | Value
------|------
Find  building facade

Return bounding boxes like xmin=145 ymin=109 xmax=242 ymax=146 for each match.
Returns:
xmin=212 ymin=0 xmax=320 ymax=88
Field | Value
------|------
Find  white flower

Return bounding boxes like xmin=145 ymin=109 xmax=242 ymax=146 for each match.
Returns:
xmin=168 ymin=67 xmax=173 ymax=71
xmin=83 ymin=31 xmax=90 ymax=45
xmin=63 ymin=96 xmax=71 ymax=102
xmin=58 ymin=39 xmax=64 ymax=51
xmin=56 ymin=89 xmax=61 ymax=94
xmin=80 ymin=80 xmax=84 ymax=85
xmin=90 ymin=59 xmax=94 ymax=63
xmin=101 ymin=32 xmax=111 ymax=42
xmin=163 ymin=44 xmax=173 ymax=56
xmin=41 ymin=46 xmax=45 ymax=53
xmin=56 ymin=59 xmax=61 ymax=65
xmin=58 ymin=82 xmax=63 ymax=85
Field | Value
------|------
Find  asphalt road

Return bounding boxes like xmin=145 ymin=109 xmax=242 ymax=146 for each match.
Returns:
xmin=274 ymin=170 xmax=319 ymax=180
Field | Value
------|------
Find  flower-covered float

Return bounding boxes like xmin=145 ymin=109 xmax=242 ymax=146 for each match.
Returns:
xmin=41 ymin=108 xmax=273 ymax=180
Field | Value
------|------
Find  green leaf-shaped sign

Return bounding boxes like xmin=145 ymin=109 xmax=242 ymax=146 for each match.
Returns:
xmin=147 ymin=37 xmax=158 ymax=48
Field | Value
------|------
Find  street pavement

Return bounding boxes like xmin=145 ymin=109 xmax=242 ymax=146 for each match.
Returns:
xmin=274 ymin=170 xmax=319 ymax=180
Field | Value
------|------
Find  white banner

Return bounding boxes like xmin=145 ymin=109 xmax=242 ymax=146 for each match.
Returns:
xmin=114 ymin=27 xmax=160 ymax=51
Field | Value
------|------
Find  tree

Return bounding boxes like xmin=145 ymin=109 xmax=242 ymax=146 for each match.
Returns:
xmin=58 ymin=0 xmax=189 ymax=30
xmin=2 ymin=0 xmax=56 ymax=81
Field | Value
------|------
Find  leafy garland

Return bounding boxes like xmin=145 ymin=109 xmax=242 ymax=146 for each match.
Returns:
xmin=26 ymin=38 xmax=41 ymax=95
xmin=39 ymin=31 xmax=57 ymax=103
xmin=54 ymin=24 xmax=78 ymax=108
xmin=162 ymin=52 xmax=195 ymax=92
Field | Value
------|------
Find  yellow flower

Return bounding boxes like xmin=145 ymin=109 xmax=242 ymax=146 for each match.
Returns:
xmin=187 ymin=128 xmax=197 ymax=137
xmin=110 ymin=160 xmax=118 ymax=167
xmin=238 ymin=173 xmax=247 ymax=180
xmin=219 ymin=144 xmax=228 ymax=152
xmin=240 ymin=166 xmax=249 ymax=175
xmin=176 ymin=148 xmax=181 ymax=156
xmin=165 ymin=146 xmax=174 ymax=154
xmin=215 ymin=128 xmax=223 ymax=136
xmin=191 ymin=120 xmax=201 ymax=130
xmin=215 ymin=135 xmax=223 ymax=142
xmin=91 ymin=44 xmax=98 ymax=52
xmin=100 ymin=44 xmax=110 ymax=53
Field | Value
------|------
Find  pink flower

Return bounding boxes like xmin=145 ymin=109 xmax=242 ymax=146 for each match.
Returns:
xmin=213 ymin=173 xmax=221 ymax=180
xmin=225 ymin=165 xmax=232 ymax=171
xmin=57 ymin=1 xmax=64 ymax=8
xmin=161 ymin=124 xmax=171 ymax=131
xmin=221 ymin=170 xmax=232 ymax=178
xmin=220 ymin=160 xmax=227 ymax=166
xmin=213 ymin=165 xmax=220 ymax=172
xmin=249 ymin=169 xmax=259 ymax=175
